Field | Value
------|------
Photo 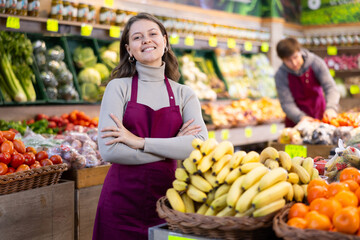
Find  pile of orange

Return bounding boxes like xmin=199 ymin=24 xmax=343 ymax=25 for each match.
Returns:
xmin=287 ymin=167 xmax=360 ymax=235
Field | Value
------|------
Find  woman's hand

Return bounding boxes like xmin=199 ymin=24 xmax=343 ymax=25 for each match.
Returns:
xmin=101 ymin=113 xmax=145 ymax=149
xmin=177 ymin=119 xmax=201 ymax=137
xmin=323 ymin=108 xmax=337 ymax=121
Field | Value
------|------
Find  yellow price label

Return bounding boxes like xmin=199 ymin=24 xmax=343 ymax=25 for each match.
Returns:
xmin=261 ymin=42 xmax=269 ymax=52
xmin=6 ymin=16 xmax=20 ymax=29
xmin=221 ymin=129 xmax=229 ymax=140
xmin=350 ymin=85 xmax=360 ymax=95
xmin=245 ymin=127 xmax=252 ymax=138
xmin=208 ymin=36 xmax=217 ymax=47
xmin=327 ymin=46 xmax=337 ymax=56
xmin=169 ymin=34 xmax=180 ymax=45
xmin=244 ymin=41 xmax=252 ymax=51
xmin=227 ymin=38 xmax=236 ymax=49
xmin=270 ymin=124 xmax=277 ymax=134
xmin=329 ymin=69 xmax=335 ymax=77
xmin=109 ymin=26 xmax=121 ymax=38
xmin=184 ymin=35 xmax=194 ymax=46
xmin=81 ymin=24 xmax=93 ymax=36
xmin=47 ymin=19 xmax=59 ymax=32
xmin=208 ymin=131 xmax=215 ymax=139
xmin=285 ymin=144 xmax=307 ymax=158
xmin=104 ymin=0 xmax=114 ymax=8
xmin=168 ymin=234 xmax=196 ymax=240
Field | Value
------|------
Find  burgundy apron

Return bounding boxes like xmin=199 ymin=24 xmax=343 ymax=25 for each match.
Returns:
xmin=93 ymin=74 xmax=183 ymax=240
xmin=285 ymin=66 xmax=326 ymax=127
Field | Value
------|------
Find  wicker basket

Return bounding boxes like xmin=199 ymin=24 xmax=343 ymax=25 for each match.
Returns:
xmin=273 ymin=203 xmax=360 ymax=240
xmin=0 ymin=163 xmax=68 ymax=195
xmin=156 ymin=196 xmax=281 ymax=240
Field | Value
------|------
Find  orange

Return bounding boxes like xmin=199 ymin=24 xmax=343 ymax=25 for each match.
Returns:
xmin=305 ymin=211 xmax=332 ymax=231
xmin=288 ymin=203 xmax=309 ymax=219
xmin=340 ymin=167 xmax=360 ymax=184
xmin=307 ymin=185 xmax=328 ymax=203
xmin=333 ymin=206 xmax=360 ymax=234
xmin=342 ymin=179 xmax=359 ymax=192
xmin=308 ymin=179 xmax=329 ymax=191
xmin=309 ymin=198 xmax=327 ymax=212
xmin=327 ymin=182 xmax=350 ymax=198
xmin=318 ymin=198 xmax=342 ymax=219
xmin=355 ymin=187 xmax=360 ymax=203
xmin=334 ymin=191 xmax=358 ymax=208
xmin=287 ymin=217 xmax=307 ymax=229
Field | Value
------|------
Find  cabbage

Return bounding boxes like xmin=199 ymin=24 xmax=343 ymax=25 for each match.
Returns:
xmin=78 ymin=68 xmax=101 ymax=85
xmin=108 ymin=41 xmax=120 ymax=53
xmin=73 ymin=46 xmax=97 ymax=69
xmin=81 ymin=83 xmax=98 ymax=102
xmin=94 ymin=63 xmax=110 ymax=83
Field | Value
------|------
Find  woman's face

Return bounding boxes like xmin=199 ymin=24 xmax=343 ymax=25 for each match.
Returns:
xmin=126 ymin=19 xmax=166 ymax=67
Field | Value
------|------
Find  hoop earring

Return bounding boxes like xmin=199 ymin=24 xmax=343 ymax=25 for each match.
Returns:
xmin=164 ymin=46 xmax=168 ymax=52
xmin=128 ymin=56 xmax=135 ymax=63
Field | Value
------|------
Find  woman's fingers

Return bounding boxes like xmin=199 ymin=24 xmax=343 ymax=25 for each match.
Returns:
xmin=110 ymin=113 xmax=124 ymax=128
xmin=101 ymin=132 xmax=119 ymax=138
xmin=179 ymin=119 xmax=194 ymax=132
xmin=105 ymin=138 xmax=121 ymax=145
xmin=101 ymin=126 xmax=118 ymax=132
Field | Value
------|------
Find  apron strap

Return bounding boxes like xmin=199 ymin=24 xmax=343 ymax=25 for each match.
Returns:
xmin=164 ymin=76 xmax=176 ymax=107
xmin=130 ymin=74 xmax=139 ymax=102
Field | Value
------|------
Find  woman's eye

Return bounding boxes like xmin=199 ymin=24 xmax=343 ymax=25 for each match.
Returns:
xmin=133 ymin=36 xmax=140 ymax=40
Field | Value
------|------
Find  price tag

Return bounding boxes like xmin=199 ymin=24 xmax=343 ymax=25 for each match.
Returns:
xmin=285 ymin=144 xmax=307 ymax=158
xmin=329 ymin=69 xmax=335 ymax=77
xmin=350 ymin=85 xmax=360 ymax=95
xmin=227 ymin=38 xmax=236 ymax=49
xmin=184 ymin=35 xmax=194 ymax=46
xmin=47 ymin=19 xmax=59 ymax=32
xmin=168 ymin=234 xmax=196 ymax=240
xmin=6 ymin=16 xmax=20 ymax=29
xmin=208 ymin=36 xmax=217 ymax=47
xmin=261 ymin=42 xmax=269 ymax=52
xmin=245 ymin=127 xmax=252 ymax=138
xmin=81 ymin=24 xmax=93 ymax=36
xmin=244 ymin=41 xmax=252 ymax=51
xmin=208 ymin=131 xmax=215 ymax=139
xmin=221 ymin=129 xmax=229 ymax=140
xmin=104 ymin=0 xmax=114 ymax=8
xmin=270 ymin=124 xmax=277 ymax=134
xmin=109 ymin=26 xmax=121 ymax=38
xmin=327 ymin=46 xmax=337 ymax=56
xmin=169 ymin=34 xmax=180 ymax=45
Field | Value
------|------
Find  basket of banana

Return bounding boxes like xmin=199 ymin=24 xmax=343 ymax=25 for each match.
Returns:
xmin=157 ymin=140 xmax=318 ymax=240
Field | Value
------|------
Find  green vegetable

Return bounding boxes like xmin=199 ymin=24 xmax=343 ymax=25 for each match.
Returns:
xmin=73 ymin=46 xmax=97 ymax=69
xmin=12 ymin=64 xmax=36 ymax=101
xmin=107 ymin=41 xmax=120 ymax=53
xmin=81 ymin=82 xmax=99 ymax=102
xmin=78 ymin=67 xmax=101 ymax=85
xmin=100 ymin=50 xmax=118 ymax=70
xmin=94 ymin=63 xmax=110 ymax=83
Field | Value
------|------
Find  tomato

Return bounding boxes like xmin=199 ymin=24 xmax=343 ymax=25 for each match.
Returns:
xmin=48 ymin=121 xmax=57 ymax=129
xmin=16 ymin=164 xmax=30 ymax=172
xmin=23 ymin=152 xmax=36 ymax=166
xmin=35 ymin=113 xmax=49 ymax=121
xmin=1 ymin=140 xmax=14 ymax=154
xmin=0 ymin=135 xmax=4 ymax=145
xmin=30 ymin=161 xmax=41 ymax=169
xmin=12 ymin=139 xmax=26 ymax=154
xmin=0 ymin=162 xmax=8 ymax=175
xmin=11 ymin=153 xmax=25 ymax=169
xmin=26 ymin=119 xmax=35 ymax=125
xmin=50 ymin=155 xmax=63 ymax=164
xmin=1 ymin=131 xmax=15 ymax=141
xmin=0 ymin=152 xmax=11 ymax=165
xmin=40 ymin=159 xmax=53 ymax=166
xmin=26 ymin=146 xmax=37 ymax=154
xmin=35 ymin=151 xmax=48 ymax=161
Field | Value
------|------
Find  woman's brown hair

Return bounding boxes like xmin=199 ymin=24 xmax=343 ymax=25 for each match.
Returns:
xmin=110 ymin=12 xmax=180 ymax=81
xmin=276 ymin=37 xmax=301 ymax=59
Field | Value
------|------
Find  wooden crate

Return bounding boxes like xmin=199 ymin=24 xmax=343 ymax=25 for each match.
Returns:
xmin=62 ymin=165 xmax=111 ymax=189
xmin=269 ymin=142 xmax=335 ymax=158
xmin=0 ymin=180 xmax=74 ymax=240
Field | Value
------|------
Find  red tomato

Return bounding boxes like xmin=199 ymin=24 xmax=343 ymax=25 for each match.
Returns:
xmin=48 ymin=121 xmax=57 ymax=129
xmin=12 ymin=139 xmax=26 ymax=154
xmin=50 ymin=155 xmax=63 ymax=164
xmin=30 ymin=161 xmax=41 ymax=169
xmin=35 ymin=114 xmax=49 ymax=121
xmin=0 ymin=152 xmax=11 ymax=165
xmin=1 ymin=131 xmax=15 ymax=141
xmin=23 ymin=152 xmax=36 ymax=166
xmin=7 ymin=167 xmax=15 ymax=173
xmin=40 ymin=159 xmax=53 ymax=166
xmin=11 ymin=153 xmax=25 ymax=169
xmin=0 ymin=162 xmax=8 ymax=175
xmin=1 ymin=140 xmax=14 ymax=154
xmin=26 ymin=146 xmax=37 ymax=154
xmin=35 ymin=151 xmax=48 ymax=161
xmin=16 ymin=164 xmax=30 ymax=172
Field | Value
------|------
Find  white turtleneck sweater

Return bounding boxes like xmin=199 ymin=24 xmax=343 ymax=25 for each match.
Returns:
xmin=98 ymin=61 xmax=208 ymax=165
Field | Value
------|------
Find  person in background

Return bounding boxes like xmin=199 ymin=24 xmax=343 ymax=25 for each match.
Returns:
xmin=275 ymin=37 xmax=340 ymax=127
xmin=93 ymin=12 xmax=207 ymax=240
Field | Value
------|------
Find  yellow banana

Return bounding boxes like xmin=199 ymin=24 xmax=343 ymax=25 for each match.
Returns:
xmin=293 ymin=183 xmax=305 ymax=202
xmin=235 ymin=181 xmax=260 ymax=213
xmin=173 ymin=179 xmax=188 ymax=191
xmin=241 ymin=151 xmax=260 ymax=164
xmin=229 ymin=151 xmax=246 ymax=170
xmin=205 ymin=189 xmax=216 ymax=206
xmin=287 ymin=172 xmax=300 ymax=184
xmin=292 ymin=157 xmax=304 ymax=165
xmin=191 ymin=138 xmax=203 ymax=150
xmin=302 ymin=157 xmax=314 ymax=176
xmin=204 ymin=206 xmax=217 ymax=216
xmin=175 ymin=168 xmax=189 ymax=182
xmin=200 ymin=138 xmax=218 ymax=156
xmin=258 ymin=167 xmax=288 ymax=191
xmin=239 ymin=162 xmax=264 ymax=174
xmin=166 ymin=188 xmax=185 ymax=213
xmin=197 ymin=151 xmax=215 ymax=173
xmin=259 ymin=147 xmax=279 ymax=163
xmin=190 ymin=174 xmax=213 ymax=193
xmin=216 ymin=164 xmax=231 ymax=184
xmin=278 ymin=151 xmax=292 ymax=171
xmin=301 ymin=184 xmax=308 ymax=198
xmin=225 ymin=166 xmax=241 ymax=184
xmin=187 ymin=184 xmax=207 ymax=203
xmin=264 ymin=159 xmax=279 ymax=169
xmin=183 ymin=158 xmax=197 ymax=174
xmin=226 ymin=175 xmax=245 ymax=208
xmin=210 ymin=193 xmax=228 ymax=211
xmin=212 ymin=154 xmax=232 ymax=176
xmin=189 ymin=149 xmax=203 ymax=164
xmin=203 ymin=171 xmax=218 ymax=188
xmin=214 ymin=183 xmax=231 ymax=199
xmin=196 ymin=202 xmax=208 ymax=215
xmin=291 ymin=163 xmax=310 ymax=184
xmin=212 ymin=141 xmax=234 ymax=162
xmin=242 ymin=165 xmax=269 ymax=190
xmin=285 ymin=182 xmax=294 ymax=202
xmin=181 ymin=193 xmax=195 ymax=213
xmin=216 ymin=206 xmax=236 ymax=217
xmin=311 ymin=168 xmax=320 ymax=180
xmin=252 ymin=181 xmax=291 ymax=209
xmin=252 ymin=199 xmax=286 ymax=217
xmin=235 ymin=207 xmax=255 ymax=217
